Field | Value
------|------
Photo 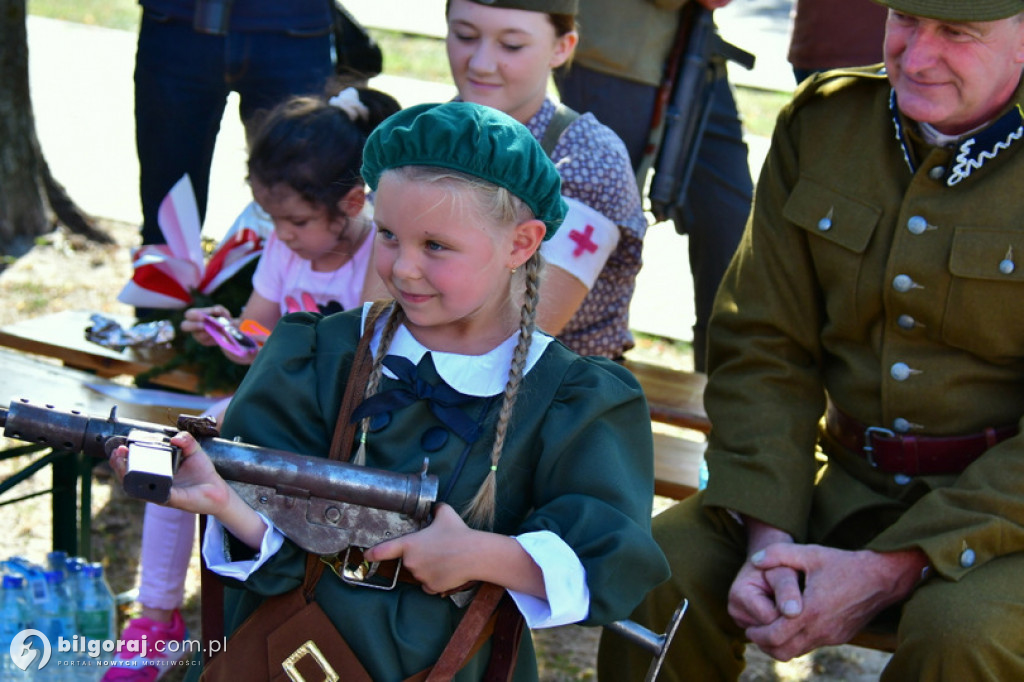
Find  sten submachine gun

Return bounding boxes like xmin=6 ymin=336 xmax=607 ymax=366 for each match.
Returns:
xmin=0 ymin=398 xmax=435 ymax=556
xmin=0 ymin=398 xmax=687 ymax=680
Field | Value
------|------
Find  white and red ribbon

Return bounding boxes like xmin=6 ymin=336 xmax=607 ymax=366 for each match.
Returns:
xmin=118 ymin=176 xmax=268 ymax=309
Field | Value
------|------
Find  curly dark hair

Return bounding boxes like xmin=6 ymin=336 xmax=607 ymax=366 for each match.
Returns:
xmin=245 ymin=88 xmax=401 ymax=219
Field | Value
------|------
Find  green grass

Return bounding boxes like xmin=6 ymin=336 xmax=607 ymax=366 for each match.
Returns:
xmin=6 ymin=281 xmax=52 ymax=315
xmin=28 ymin=0 xmax=139 ymax=31
xmin=373 ymin=29 xmax=451 ymax=83
xmin=735 ymin=86 xmax=790 ymax=138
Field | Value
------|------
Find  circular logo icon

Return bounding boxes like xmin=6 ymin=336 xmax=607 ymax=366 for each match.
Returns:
xmin=9 ymin=629 xmax=52 ymax=671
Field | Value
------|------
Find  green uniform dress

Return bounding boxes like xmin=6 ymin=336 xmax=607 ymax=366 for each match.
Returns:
xmin=202 ymin=306 xmax=669 ymax=681
xmin=600 ymin=67 xmax=1024 ymax=681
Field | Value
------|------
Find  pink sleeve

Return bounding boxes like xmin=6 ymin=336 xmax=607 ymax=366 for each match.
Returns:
xmin=251 ymin=232 xmax=288 ymax=312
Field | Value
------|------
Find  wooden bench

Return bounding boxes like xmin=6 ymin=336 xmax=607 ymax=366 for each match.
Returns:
xmin=652 ymin=429 xmax=705 ymax=500
xmin=622 ymin=357 xmax=709 ymax=500
xmin=622 ymin=358 xmax=709 ymax=434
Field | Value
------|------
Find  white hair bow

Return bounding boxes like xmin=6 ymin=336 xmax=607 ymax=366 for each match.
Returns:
xmin=328 ymin=87 xmax=370 ymax=122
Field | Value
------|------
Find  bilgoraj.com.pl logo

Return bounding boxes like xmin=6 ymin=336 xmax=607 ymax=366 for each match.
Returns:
xmin=7 ymin=628 xmax=222 ymax=672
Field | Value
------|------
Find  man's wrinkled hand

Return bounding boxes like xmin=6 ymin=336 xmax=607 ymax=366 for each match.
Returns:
xmin=728 ymin=549 xmax=803 ymax=630
xmin=742 ymin=544 xmax=916 ymax=661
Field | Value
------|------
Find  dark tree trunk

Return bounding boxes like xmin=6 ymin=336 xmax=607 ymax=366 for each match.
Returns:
xmin=0 ymin=0 xmax=111 ymax=258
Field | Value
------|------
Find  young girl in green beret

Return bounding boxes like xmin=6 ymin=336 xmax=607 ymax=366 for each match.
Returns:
xmin=109 ymin=101 xmax=668 ymax=681
xmin=445 ymin=0 xmax=649 ymax=360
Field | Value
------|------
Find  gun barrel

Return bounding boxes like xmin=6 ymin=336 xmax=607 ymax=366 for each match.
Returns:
xmin=204 ymin=439 xmax=435 ymax=521
xmin=2 ymin=399 xmax=173 ymax=459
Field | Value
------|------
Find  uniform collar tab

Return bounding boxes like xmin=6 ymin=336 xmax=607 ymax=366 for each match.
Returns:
xmin=891 ymin=89 xmax=1024 ymax=186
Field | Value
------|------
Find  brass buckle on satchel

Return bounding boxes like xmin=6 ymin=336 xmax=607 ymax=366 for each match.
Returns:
xmin=282 ymin=640 xmax=340 ymax=682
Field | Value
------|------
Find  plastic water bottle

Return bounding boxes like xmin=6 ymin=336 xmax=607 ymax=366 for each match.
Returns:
xmin=39 ymin=571 xmax=76 ymax=641
xmin=1 ymin=575 xmax=33 ymax=681
xmin=3 ymin=556 xmax=49 ymax=609
xmin=64 ymin=557 xmax=85 ymax=607
xmin=76 ymin=564 xmax=116 ymax=665
xmin=37 ymin=571 xmax=77 ymax=680
xmin=47 ymin=551 xmax=69 ymax=577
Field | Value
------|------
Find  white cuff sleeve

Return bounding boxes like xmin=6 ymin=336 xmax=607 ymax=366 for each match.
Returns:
xmin=509 ymin=530 xmax=589 ymax=629
xmin=540 ymin=196 xmax=619 ymax=290
xmin=201 ymin=512 xmax=286 ymax=581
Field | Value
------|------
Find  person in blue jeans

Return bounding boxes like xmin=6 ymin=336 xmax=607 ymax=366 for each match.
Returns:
xmin=134 ymin=0 xmax=335 ymax=247
xmin=555 ymin=0 xmax=752 ymax=372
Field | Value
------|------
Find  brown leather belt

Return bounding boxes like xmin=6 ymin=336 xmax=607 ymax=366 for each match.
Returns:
xmin=825 ymin=404 xmax=1018 ymax=476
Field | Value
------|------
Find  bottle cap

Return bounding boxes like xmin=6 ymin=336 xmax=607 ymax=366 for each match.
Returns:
xmin=2 ymin=575 xmax=25 ymax=589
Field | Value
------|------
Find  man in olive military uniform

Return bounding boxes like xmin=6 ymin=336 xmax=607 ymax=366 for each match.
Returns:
xmin=598 ymin=1 xmax=1024 ymax=680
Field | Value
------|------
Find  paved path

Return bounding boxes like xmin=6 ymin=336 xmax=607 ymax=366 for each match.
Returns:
xmin=341 ymin=0 xmax=796 ymax=93
xmin=27 ymin=2 xmax=795 ymax=341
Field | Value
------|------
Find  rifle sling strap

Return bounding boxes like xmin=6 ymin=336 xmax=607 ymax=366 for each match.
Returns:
xmin=300 ymin=299 xmax=393 ymax=592
xmin=419 ymin=583 xmax=522 ymax=682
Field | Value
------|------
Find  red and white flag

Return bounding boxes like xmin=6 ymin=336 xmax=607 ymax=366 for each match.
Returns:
xmin=118 ymin=175 xmax=265 ymax=308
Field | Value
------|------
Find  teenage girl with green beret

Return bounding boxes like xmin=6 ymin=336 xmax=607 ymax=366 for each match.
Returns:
xmin=109 ymin=101 xmax=668 ymax=681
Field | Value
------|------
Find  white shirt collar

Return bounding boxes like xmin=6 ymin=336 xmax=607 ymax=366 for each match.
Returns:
xmin=361 ymin=303 xmax=553 ymax=397
xmin=919 ymin=121 xmax=985 ymax=147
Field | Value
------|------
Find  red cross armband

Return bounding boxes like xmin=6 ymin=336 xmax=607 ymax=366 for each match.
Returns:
xmin=540 ymin=196 xmax=619 ymax=290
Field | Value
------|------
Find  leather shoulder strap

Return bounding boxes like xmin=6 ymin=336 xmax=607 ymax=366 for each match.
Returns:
xmin=329 ymin=300 xmax=391 ymax=463
xmin=310 ymin=300 xmax=392 ymax=593
xmin=418 ymin=583 xmax=523 ymax=682
xmin=539 ymin=103 xmax=580 ymax=156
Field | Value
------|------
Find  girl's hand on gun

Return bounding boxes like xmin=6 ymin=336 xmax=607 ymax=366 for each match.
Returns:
xmin=364 ymin=504 xmax=546 ymax=599
xmin=109 ymin=431 xmax=232 ymax=517
xmin=364 ymin=503 xmax=478 ymax=595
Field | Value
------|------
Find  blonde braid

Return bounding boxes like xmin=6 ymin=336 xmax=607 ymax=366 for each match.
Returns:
xmin=462 ymin=252 xmax=542 ymax=529
xmin=351 ymin=302 xmax=404 ymax=465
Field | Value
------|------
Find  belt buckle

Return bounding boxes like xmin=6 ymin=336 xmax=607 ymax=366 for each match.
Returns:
xmin=863 ymin=426 xmax=895 ymax=468
xmin=282 ymin=640 xmax=339 ymax=682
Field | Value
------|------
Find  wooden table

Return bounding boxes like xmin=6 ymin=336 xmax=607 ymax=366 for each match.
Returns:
xmin=1 ymin=347 xmax=201 ymax=559
xmin=0 ymin=309 xmax=200 ymax=393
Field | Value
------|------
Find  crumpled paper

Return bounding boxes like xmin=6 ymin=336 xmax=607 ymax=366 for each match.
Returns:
xmin=85 ymin=313 xmax=175 ymax=351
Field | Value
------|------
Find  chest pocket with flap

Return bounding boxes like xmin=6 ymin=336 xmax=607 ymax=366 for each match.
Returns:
xmin=784 ymin=177 xmax=882 ymax=320
xmin=944 ymin=226 xmax=1024 ymax=360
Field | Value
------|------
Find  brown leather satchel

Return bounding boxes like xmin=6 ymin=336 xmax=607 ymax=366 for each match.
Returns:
xmin=200 ymin=301 xmax=523 ymax=681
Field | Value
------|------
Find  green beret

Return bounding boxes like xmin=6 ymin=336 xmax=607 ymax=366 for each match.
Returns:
xmin=362 ymin=102 xmax=567 ymax=239
xmin=873 ymin=0 xmax=1024 ymax=21
xmin=465 ymin=0 xmax=578 ymax=14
